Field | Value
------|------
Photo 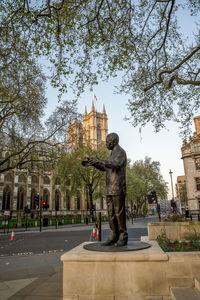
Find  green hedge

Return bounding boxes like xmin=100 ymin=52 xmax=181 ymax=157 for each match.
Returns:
xmin=0 ymin=215 xmax=108 ymax=229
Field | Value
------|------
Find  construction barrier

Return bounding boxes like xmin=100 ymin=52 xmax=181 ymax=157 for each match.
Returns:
xmin=10 ymin=229 xmax=15 ymax=241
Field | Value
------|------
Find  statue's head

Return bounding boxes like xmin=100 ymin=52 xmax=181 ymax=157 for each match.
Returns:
xmin=106 ymin=133 xmax=119 ymax=150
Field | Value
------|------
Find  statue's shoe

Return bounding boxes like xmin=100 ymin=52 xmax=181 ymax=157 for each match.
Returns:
xmin=114 ymin=240 xmax=128 ymax=247
xmin=101 ymin=239 xmax=117 ymax=246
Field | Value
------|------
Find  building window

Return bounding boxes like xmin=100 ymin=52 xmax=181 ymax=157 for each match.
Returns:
xmin=31 ymin=189 xmax=37 ymax=209
xmin=195 ymin=158 xmax=200 ymax=170
xmin=66 ymin=193 xmax=70 ymax=210
xmin=18 ymin=174 xmax=26 ymax=183
xmin=194 ymin=142 xmax=200 ymax=152
xmin=76 ymin=196 xmax=80 ymax=210
xmin=2 ymin=186 xmax=11 ymax=210
xmin=44 ymin=176 xmax=50 ymax=185
xmin=55 ymin=177 xmax=61 ymax=185
xmin=97 ymin=124 xmax=102 ymax=144
xmin=4 ymin=173 xmax=13 ymax=182
xmin=31 ymin=175 xmax=38 ymax=184
xmin=17 ymin=187 xmax=25 ymax=210
xmin=196 ymin=177 xmax=200 ymax=191
xmin=55 ymin=190 xmax=60 ymax=211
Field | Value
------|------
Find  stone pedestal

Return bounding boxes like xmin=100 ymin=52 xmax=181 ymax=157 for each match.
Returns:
xmin=61 ymin=241 xmax=169 ymax=300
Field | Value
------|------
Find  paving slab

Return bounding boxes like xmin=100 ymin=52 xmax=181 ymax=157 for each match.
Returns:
xmin=0 ymin=278 xmax=37 ymax=300
xmin=171 ymin=287 xmax=200 ymax=300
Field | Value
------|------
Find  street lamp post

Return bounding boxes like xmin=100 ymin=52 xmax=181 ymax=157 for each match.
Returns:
xmin=39 ymin=194 xmax=42 ymax=232
xmin=169 ymin=169 xmax=175 ymax=201
xmin=55 ymin=197 xmax=58 ymax=229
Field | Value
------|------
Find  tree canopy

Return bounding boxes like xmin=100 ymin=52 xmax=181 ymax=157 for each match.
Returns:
xmin=57 ymin=143 xmax=109 ymax=216
xmin=1 ymin=0 xmax=199 ymax=135
xmin=126 ymin=156 xmax=168 ymax=212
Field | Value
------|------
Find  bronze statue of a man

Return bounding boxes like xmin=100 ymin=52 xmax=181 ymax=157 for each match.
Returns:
xmin=83 ymin=132 xmax=128 ymax=247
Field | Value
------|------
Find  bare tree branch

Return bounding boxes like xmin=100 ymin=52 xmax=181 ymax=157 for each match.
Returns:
xmin=144 ymin=45 xmax=200 ymax=91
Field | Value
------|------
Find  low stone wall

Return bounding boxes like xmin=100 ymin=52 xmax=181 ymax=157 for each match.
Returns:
xmin=61 ymin=240 xmax=200 ymax=300
xmin=148 ymin=221 xmax=200 ymax=241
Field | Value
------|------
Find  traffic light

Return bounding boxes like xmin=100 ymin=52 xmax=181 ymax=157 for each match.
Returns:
xmin=171 ymin=200 xmax=176 ymax=208
xmin=147 ymin=191 xmax=157 ymax=204
xmin=42 ymin=201 xmax=49 ymax=209
xmin=147 ymin=194 xmax=153 ymax=204
xmin=151 ymin=191 xmax=157 ymax=204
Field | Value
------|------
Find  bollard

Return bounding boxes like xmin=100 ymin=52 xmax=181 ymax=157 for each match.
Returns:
xmin=98 ymin=212 xmax=101 ymax=241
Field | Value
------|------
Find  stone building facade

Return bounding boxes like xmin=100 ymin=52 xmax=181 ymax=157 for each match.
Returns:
xmin=67 ymin=102 xmax=108 ymax=148
xmin=0 ymin=102 xmax=108 ymax=216
xmin=176 ymin=175 xmax=186 ymax=209
xmin=181 ymin=116 xmax=200 ymax=210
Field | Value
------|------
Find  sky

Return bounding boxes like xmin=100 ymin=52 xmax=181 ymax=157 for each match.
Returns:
xmin=43 ymin=2 xmax=199 ymax=200
xmin=45 ymin=78 xmax=188 ymax=200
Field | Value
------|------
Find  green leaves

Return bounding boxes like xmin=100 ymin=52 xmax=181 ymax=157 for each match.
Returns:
xmin=1 ymin=0 xmax=199 ymax=135
xmin=126 ymin=156 xmax=168 ymax=206
xmin=57 ymin=143 xmax=109 ymax=198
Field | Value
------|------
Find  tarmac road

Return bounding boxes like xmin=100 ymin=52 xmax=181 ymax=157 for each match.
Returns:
xmin=0 ymin=216 xmax=155 ymax=257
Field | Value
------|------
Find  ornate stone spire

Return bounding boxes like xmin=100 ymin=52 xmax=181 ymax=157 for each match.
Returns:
xmin=102 ymin=104 xmax=106 ymax=115
xmin=84 ymin=106 xmax=87 ymax=116
xmin=91 ymin=101 xmax=95 ymax=112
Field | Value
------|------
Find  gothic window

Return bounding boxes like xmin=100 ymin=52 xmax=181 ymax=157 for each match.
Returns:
xmin=44 ymin=176 xmax=50 ymax=185
xmin=97 ymin=124 xmax=102 ymax=143
xmin=4 ymin=173 xmax=13 ymax=182
xmin=196 ymin=177 xmax=200 ymax=191
xmin=195 ymin=158 xmax=200 ymax=170
xmin=43 ymin=188 xmax=49 ymax=207
xmin=87 ymin=125 xmax=90 ymax=141
xmin=194 ymin=142 xmax=200 ymax=152
xmin=17 ymin=187 xmax=25 ymax=210
xmin=76 ymin=196 xmax=80 ymax=210
xmin=31 ymin=189 xmax=37 ymax=209
xmin=55 ymin=190 xmax=60 ymax=211
xmin=31 ymin=175 xmax=38 ymax=184
xmin=66 ymin=193 xmax=70 ymax=210
xmin=2 ymin=186 xmax=11 ymax=210
xmin=18 ymin=174 xmax=26 ymax=183
xmin=55 ymin=177 xmax=61 ymax=185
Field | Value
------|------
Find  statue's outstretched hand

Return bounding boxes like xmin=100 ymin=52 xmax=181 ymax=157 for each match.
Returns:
xmin=88 ymin=157 xmax=99 ymax=166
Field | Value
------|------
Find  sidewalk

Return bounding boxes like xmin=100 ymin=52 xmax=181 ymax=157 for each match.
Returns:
xmin=0 ymin=252 xmax=63 ymax=300
xmin=0 ymin=221 xmax=96 ymax=235
xmin=0 ymin=268 xmax=62 ymax=300
xmin=0 ymin=216 xmax=156 ymax=299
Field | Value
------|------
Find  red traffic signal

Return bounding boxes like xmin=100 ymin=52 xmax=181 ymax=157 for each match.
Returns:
xmin=42 ymin=201 xmax=49 ymax=209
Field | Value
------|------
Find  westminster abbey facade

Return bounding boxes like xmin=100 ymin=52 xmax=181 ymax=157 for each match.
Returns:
xmin=0 ymin=102 xmax=108 ymax=217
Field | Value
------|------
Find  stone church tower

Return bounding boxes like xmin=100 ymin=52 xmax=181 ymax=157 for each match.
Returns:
xmin=67 ymin=102 xmax=108 ymax=148
xmin=67 ymin=114 xmax=83 ymax=148
xmin=83 ymin=102 xmax=108 ymax=147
